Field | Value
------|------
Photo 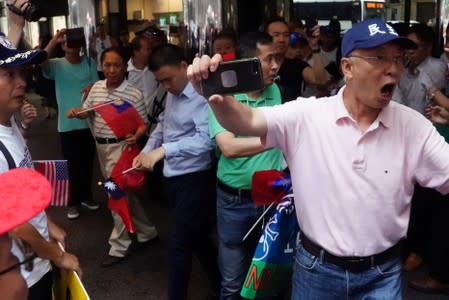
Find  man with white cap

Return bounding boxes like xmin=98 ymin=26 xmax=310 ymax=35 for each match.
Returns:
xmin=188 ymin=18 xmax=449 ymax=298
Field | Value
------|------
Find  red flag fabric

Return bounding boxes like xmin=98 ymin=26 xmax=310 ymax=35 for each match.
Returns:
xmin=111 ymin=144 xmax=145 ymax=190
xmin=103 ymin=175 xmax=135 ymax=233
xmin=251 ymin=170 xmax=290 ymax=206
xmin=34 ymin=160 xmax=69 ymax=206
xmin=102 ymin=144 xmax=145 ymax=233
xmin=95 ymin=99 xmax=145 ymax=138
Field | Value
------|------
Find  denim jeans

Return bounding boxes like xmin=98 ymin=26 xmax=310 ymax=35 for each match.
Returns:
xmin=216 ymin=187 xmax=264 ymax=300
xmin=292 ymin=244 xmax=402 ymax=300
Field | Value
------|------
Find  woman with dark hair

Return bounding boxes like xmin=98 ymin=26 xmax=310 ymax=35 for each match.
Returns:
xmin=67 ymin=47 xmax=157 ymax=268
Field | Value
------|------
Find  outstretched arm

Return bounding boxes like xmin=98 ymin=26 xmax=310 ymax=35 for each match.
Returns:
xmin=187 ymin=54 xmax=268 ymax=137
xmin=6 ymin=0 xmax=29 ymax=47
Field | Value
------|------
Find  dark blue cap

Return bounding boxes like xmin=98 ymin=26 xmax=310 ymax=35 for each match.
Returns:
xmin=341 ymin=18 xmax=417 ymax=57
xmin=288 ymin=32 xmax=307 ymax=46
xmin=320 ymin=25 xmax=339 ymax=36
xmin=0 ymin=34 xmax=47 ymax=67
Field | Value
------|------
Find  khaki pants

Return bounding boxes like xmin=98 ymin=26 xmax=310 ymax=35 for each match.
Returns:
xmin=96 ymin=141 xmax=158 ymax=257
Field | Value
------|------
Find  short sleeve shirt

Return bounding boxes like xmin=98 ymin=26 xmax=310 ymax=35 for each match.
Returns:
xmin=261 ymin=86 xmax=449 ymax=256
xmin=209 ymin=83 xmax=284 ymax=189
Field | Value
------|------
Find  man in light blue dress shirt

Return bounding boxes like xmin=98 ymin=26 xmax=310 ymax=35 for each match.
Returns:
xmin=133 ymin=44 xmax=220 ymax=299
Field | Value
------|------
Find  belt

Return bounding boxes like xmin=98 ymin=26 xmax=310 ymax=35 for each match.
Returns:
xmin=217 ymin=180 xmax=252 ymax=198
xmin=301 ymin=234 xmax=401 ymax=273
xmin=95 ymin=137 xmax=125 ymax=144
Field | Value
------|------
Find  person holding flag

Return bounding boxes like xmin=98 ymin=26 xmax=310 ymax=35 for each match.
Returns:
xmin=188 ymin=19 xmax=449 ymax=299
xmin=0 ymin=8 xmax=81 ymax=298
xmin=67 ymin=47 xmax=158 ymax=267
xmin=207 ymin=32 xmax=284 ymax=299
xmin=133 ymin=44 xmax=220 ymax=300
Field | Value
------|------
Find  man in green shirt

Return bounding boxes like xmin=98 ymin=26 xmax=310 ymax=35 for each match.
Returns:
xmin=208 ymin=32 xmax=284 ymax=299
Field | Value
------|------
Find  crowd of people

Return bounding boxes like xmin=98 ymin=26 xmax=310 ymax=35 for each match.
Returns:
xmin=3 ymin=0 xmax=449 ymax=299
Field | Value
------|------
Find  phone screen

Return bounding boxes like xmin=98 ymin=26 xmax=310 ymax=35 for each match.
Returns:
xmin=201 ymin=58 xmax=264 ymax=98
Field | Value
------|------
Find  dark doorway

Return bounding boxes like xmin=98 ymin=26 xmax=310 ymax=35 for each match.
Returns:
xmin=416 ymin=2 xmax=435 ymax=25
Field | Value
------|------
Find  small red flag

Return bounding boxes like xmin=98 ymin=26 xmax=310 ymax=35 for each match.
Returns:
xmin=95 ymin=99 xmax=145 ymax=138
xmin=101 ymin=144 xmax=145 ymax=233
xmin=103 ymin=175 xmax=135 ymax=233
xmin=111 ymin=144 xmax=145 ymax=191
xmin=251 ymin=170 xmax=290 ymax=206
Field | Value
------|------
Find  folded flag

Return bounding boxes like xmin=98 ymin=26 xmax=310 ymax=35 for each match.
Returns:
xmin=251 ymin=170 xmax=291 ymax=206
xmin=102 ymin=176 xmax=135 ymax=233
xmin=240 ymin=170 xmax=298 ymax=299
xmin=94 ymin=99 xmax=145 ymax=139
xmin=111 ymin=144 xmax=145 ymax=191
xmin=33 ymin=160 xmax=69 ymax=206
xmin=241 ymin=193 xmax=298 ymax=299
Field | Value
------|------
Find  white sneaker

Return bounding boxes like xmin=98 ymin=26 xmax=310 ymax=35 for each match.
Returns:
xmin=67 ymin=207 xmax=80 ymax=219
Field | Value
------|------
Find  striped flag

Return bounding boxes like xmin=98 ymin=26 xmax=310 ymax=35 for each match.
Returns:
xmin=33 ymin=160 xmax=69 ymax=206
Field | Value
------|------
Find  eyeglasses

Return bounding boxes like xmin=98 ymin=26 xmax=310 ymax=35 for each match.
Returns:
xmin=0 ymin=252 xmax=36 ymax=276
xmin=348 ymin=55 xmax=409 ymax=67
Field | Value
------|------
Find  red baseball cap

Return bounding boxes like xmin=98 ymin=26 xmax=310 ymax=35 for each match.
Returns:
xmin=0 ymin=168 xmax=51 ymax=235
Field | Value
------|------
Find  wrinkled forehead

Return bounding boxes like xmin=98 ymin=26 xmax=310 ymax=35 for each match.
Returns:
xmin=352 ymin=41 xmax=404 ymax=55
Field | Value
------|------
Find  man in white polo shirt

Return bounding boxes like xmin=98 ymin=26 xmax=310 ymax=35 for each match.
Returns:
xmin=188 ymin=19 xmax=449 ymax=299
xmin=127 ymin=35 xmax=158 ymax=117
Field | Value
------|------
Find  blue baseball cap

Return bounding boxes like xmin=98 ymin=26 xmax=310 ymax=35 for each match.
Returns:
xmin=342 ymin=18 xmax=416 ymax=57
xmin=0 ymin=33 xmax=47 ymax=67
xmin=288 ymin=32 xmax=308 ymax=46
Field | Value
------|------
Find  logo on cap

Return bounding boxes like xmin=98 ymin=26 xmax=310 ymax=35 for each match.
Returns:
xmin=0 ymin=35 xmax=15 ymax=50
xmin=368 ymin=23 xmax=398 ymax=37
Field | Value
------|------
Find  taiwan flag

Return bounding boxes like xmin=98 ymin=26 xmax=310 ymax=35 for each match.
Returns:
xmin=240 ymin=194 xmax=298 ymax=299
xmin=110 ymin=143 xmax=145 ymax=191
xmin=95 ymin=99 xmax=145 ymax=138
xmin=102 ymin=176 xmax=135 ymax=233
xmin=251 ymin=170 xmax=291 ymax=205
xmin=240 ymin=170 xmax=298 ymax=299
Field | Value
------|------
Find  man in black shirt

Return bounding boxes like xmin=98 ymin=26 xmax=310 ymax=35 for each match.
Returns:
xmin=265 ymin=17 xmax=327 ymax=102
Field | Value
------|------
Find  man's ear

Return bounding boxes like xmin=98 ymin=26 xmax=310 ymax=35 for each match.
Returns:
xmin=180 ymin=61 xmax=188 ymax=69
xmin=340 ymin=58 xmax=353 ymax=80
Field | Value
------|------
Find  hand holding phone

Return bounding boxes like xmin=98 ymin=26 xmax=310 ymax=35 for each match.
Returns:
xmin=305 ymin=17 xmax=318 ymax=37
xmin=201 ymin=58 xmax=264 ymax=98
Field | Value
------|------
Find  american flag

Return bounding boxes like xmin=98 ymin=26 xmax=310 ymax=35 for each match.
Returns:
xmin=33 ymin=160 xmax=69 ymax=206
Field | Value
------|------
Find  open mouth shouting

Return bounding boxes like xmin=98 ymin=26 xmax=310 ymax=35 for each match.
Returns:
xmin=380 ymin=83 xmax=396 ymax=102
